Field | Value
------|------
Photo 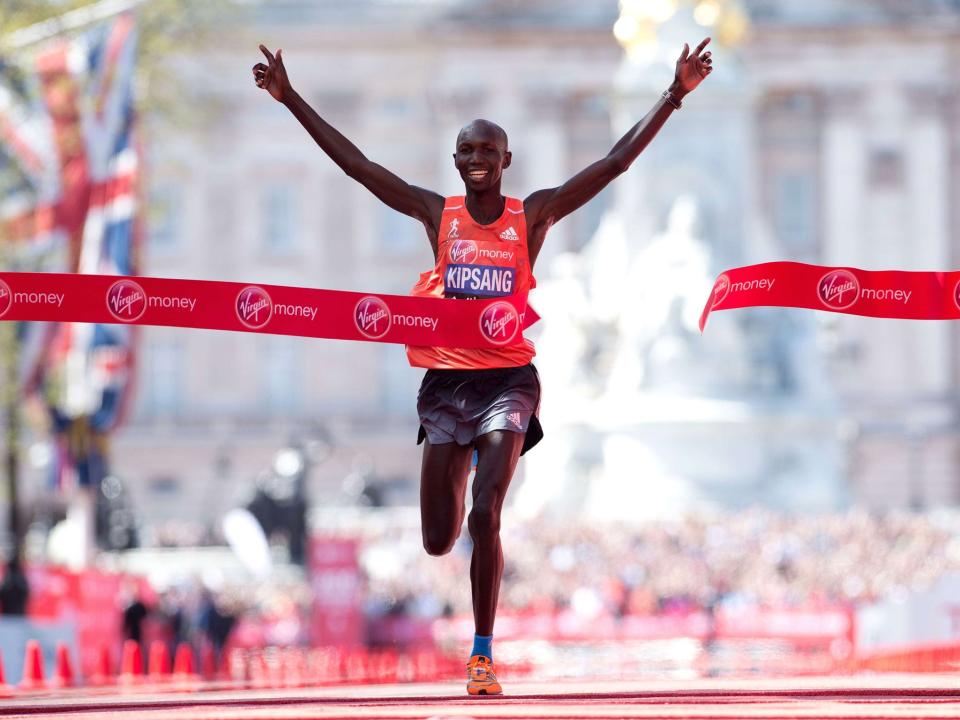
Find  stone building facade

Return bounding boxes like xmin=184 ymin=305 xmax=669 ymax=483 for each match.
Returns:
xmin=83 ymin=0 xmax=960 ymax=530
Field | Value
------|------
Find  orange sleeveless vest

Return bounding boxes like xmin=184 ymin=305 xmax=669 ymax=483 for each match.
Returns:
xmin=405 ymin=195 xmax=536 ymax=369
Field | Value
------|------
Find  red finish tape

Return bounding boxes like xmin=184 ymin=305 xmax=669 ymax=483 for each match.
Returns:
xmin=0 ymin=272 xmax=539 ymax=348
xmin=700 ymin=262 xmax=959 ymax=331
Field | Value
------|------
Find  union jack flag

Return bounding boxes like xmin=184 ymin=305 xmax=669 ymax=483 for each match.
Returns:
xmin=1 ymin=14 xmax=140 ymax=488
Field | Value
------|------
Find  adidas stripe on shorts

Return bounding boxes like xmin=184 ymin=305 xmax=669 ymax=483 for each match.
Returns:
xmin=416 ymin=364 xmax=543 ymax=456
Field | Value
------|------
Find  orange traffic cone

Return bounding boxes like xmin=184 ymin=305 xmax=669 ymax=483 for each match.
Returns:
xmin=20 ymin=640 xmax=46 ymax=691
xmin=147 ymin=641 xmax=170 ymax=681
xmin=374 ymin=650 xmax=398 ymax=684
xmin=89 ymin=644 xmax=113 ymax=686
xmin=414 ymin=650 xmax=437 ymax=682
xmin=289 ymin=649 xmax=308 ymax=688
xmin=119 ymin=640 xmax=142 ymax=685
xmin=172 ymin=642 xmax=200 ymax=689
xmin=396 ymin=652 xmax=415 ymax=683
xmin=342 ymin=650 xmax=363 ymax=682
xmin=172 ymin=643 xmax=195 ymax=676
xmin=0 ymin=649 xmax=13 ymax=698
xmin=217 ymin=646 xmax=233 ymax=682
xmin=51 ymin=643 xmax=76 ymax=688
xmin=200 ymin=643 xmax=217 ymax=681
xmin=309 ymin=647 xmax=337 ymax=684
xmin=249 ymin=650 xmax=268 ymax=689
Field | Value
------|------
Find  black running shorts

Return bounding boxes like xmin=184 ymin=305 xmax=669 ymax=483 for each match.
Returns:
xmin=416 ymin=364 xmax=543 ymax=456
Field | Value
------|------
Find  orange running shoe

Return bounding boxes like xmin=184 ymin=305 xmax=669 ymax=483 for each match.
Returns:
xmin=466 ymin=654 xmax=502 ymax=696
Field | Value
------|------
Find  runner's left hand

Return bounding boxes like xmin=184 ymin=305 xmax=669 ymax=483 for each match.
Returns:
xmin=673 ymin=37 xmax=713 ymax=95
xmin=252 ymin=44 xmax=291 ymax=102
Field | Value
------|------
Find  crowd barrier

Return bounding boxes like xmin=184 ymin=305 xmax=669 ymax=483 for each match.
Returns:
xmin=854 ymin=641 xmax=960 ymax=673
xmin=434 ymin=608 xmax=856 ymax=645
xmin=1 ymin=607 xmax=955 ymax=696
xmin=0 ymin=635 xmax=956 ymax=698
xmin=0 ymin=639 xmax=481 ymax=697
xmin=1 ymin=565 xmax=151 ymax=680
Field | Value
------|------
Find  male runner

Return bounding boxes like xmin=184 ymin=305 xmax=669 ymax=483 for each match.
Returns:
xmin=253 ymin=38 xmax=713 ymax=695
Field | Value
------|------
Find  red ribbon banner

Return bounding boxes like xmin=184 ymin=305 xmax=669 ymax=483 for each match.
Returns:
xmin=0 ymin=273 xmax=539 ymax=348
xmin=700 ymin=261 xmax=960 ymax=331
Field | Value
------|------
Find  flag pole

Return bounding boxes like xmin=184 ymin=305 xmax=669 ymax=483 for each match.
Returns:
xmin=0 ymin=236 xmax=22 ymax=557
xmin=2 ymin=0 xmax=144 ymax=50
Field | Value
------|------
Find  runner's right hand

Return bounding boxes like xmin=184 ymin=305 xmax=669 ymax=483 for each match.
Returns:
xmin=252 ymin=44 xmax=290 ymax=102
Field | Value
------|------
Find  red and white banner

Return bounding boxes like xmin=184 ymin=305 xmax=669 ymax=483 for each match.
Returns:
xmin=17 ymin=565 xmax=138 ymax=678
xmin=700 ymin=262 xmax=960 ymax=330
xmin=309 ymin=537 xmax=363 ymax=648
xmin=0 ymin=272 xmax=538 ymax=348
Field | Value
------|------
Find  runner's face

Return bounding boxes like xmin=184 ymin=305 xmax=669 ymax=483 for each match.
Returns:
xmin=453 ymin=125 xmax=511 ymax=192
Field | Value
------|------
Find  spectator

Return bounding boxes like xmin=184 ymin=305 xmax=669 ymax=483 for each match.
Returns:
xmin=159 ymin=587 xmax=188 ymax=656
xmin=121 ymin=582 xmax=149 ymax=648
xmin=0 ymin=553 xmax=29 ymax=616
xmin=199 ymin=590 xmax=237 ymax=667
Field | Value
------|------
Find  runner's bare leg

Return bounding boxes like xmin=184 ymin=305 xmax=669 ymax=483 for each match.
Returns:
xmin=469 ymin=430 xmax=524 ymax=635
xmin=420 ymin=440 xmax=473 ymax=555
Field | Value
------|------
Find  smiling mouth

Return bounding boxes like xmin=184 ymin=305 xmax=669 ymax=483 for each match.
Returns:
xmin=467 ymin=169 xmax=489 ymax=181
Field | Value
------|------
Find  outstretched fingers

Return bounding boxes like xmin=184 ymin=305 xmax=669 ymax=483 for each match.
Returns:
xmin=678 ymin=42 xmax=689 ymax=63
xmin=693 ymin=36 xmax=711 ymax=56
xmin=259 ymin=43 xmax=275 ymax=65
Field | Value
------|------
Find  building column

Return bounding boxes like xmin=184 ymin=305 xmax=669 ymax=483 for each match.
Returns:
xmin=820 ymin=92 xmax=865 ymax=267
xmin=905 ymin=87 xmax=951 ymax=395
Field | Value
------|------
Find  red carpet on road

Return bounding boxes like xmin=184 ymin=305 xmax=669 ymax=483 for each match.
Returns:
xmin=2 ymin=676 xmax=960 ymax=719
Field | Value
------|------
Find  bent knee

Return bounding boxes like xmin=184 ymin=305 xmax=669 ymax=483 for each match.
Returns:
xmin=422 ymin=531 xmax=457 ymax=557
xmin=468 ymin=505 xmax=501 ymax=539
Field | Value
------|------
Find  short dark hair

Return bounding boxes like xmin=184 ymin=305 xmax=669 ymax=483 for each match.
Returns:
xmin=457 ymin=119 xmax=509 ymax=151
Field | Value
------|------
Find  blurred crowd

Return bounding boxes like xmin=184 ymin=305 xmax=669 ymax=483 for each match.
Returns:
xmin=68 ymin=509 xmax=960 ymax=653
xmin=120 ymin=577 xmax=313 ymax=661
xmin=357 ymin=509 xmax=960 ymax=630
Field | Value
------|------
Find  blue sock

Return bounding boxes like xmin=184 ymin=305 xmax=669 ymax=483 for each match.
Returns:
xmin=471 ymin=633 xmax=493 ymax=660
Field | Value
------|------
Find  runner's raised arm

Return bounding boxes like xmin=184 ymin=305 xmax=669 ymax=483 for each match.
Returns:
xmin=252 ymin=44 xmax=444 ymax=248
xmin=523 ymin=38 xmax=714 ymax=264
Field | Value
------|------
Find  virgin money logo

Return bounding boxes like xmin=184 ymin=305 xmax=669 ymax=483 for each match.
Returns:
xmin=449 ymin=239 xmax=478 ymax=264
xmin=236 ymin=286 xmax=273 ymax=329
xmin=355 ymin=296 xmax=391 ymax=339
xmin=0 ymin=279 xmax=10 ymax=319
xmin=818 ymin=270 xmax=860 ymax=310
xmin=710 ymin=274 xmax=730 ymax=309
xmin=479 ymin=301 xmax=520 ymax=346
xmin=106 ymin=279 xmax=147 ymax=322
xmin=953 ymin=279 xmax=960 ymax=311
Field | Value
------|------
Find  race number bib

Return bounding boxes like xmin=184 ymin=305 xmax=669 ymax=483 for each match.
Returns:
xmin=444 ymin=264 xmax=516 ymax=297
